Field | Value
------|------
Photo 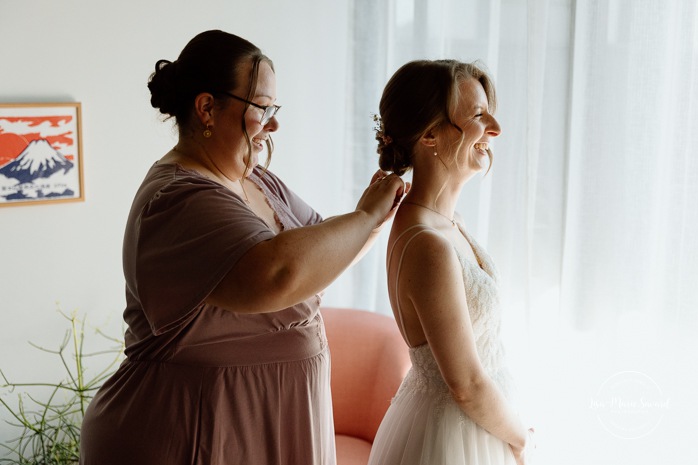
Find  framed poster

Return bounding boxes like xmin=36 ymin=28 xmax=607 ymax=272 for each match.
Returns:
xmin=0 ymin=102 xmax=84 ymax=207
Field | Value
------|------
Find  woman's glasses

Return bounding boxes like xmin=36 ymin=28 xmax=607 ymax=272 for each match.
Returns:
xmin=222 ymin=92 xmax=281 ymax=126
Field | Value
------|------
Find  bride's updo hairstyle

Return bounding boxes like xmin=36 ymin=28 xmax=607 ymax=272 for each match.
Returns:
xmin=148 ymin=30 xmax=276 ymax=169
xmin=376 ymin=59 xmax=497 ymax=176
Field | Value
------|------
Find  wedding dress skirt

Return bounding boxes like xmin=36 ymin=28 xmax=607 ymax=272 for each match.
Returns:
xmin=367 ymin=345 xmax=516 ymax=465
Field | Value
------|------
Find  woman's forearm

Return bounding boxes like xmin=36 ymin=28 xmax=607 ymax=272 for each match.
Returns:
xmin=452 ymin=375 xmax=528 ymax=450
xmin=350 ymin=225 xmax=384 ymax=267
xmin=207 ymin=173 xmax=405 ymax=313
xmin=207 ymin=210 xmax=379 ymax=313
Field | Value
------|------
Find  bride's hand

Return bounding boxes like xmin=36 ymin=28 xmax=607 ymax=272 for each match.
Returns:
xmin=510 ymin=428 xmax=535 ymax=465
xmin=510 ymin=445 xmax=524 ymax=465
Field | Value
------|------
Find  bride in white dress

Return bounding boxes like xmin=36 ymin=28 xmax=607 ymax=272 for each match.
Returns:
xmin=368 ymin=59 xmax=535 ymax=465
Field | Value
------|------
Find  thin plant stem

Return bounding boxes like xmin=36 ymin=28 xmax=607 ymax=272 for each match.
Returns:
xmin=0 ymin=311 xmax=124 ymax=465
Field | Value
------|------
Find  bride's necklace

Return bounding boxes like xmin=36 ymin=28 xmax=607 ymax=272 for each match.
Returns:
xmin=402 ymin=201 xmax=456 ymax=227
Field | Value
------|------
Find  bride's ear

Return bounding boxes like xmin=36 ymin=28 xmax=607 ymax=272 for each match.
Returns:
xmin=419 ymin=130 xmax=437 ymax=149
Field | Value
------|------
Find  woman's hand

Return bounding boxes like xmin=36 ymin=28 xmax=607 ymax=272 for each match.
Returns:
xmin=356 ymin=170 xmax=409 ymax=229
xmin=510 ymin=428 xmax=536 ymax=465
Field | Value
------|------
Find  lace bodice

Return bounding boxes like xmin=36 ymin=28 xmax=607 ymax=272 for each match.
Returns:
xmin=394 ymin=224 xmax=512 ymax=401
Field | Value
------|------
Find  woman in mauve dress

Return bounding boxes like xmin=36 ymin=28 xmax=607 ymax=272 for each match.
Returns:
xmin=79 ymin=29 xmax=405 ymax=465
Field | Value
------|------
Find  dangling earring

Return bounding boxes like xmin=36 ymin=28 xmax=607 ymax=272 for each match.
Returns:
xmin=433 ymin=142 xmax=438 ymax=157
xmin=203 ymin=124 xmax=212 ymax=138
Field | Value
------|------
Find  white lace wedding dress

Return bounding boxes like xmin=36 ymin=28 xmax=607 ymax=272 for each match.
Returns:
xmin=367 ymin=224 xmax=518 ymax=465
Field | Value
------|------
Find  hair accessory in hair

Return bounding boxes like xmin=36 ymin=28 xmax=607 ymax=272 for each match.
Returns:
xmin=372 ymin=113 xmax=392 ymax=146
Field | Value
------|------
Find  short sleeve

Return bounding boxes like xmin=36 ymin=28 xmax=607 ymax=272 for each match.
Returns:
xmin=125 ymin=170 xmax=274 ymax=335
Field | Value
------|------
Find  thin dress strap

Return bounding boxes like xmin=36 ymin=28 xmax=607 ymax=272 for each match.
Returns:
xmin=387 ymin=224 xmax=439 ymax=348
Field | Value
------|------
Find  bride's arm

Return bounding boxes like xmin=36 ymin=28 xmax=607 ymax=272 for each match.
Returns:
xmin=400 ymin=231 xmax=529 ymax=453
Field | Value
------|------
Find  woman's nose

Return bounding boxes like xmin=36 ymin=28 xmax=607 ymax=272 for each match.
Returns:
xmin=487 ymin=115 xmax=501 ymax=137
xmin=265 ymin=116 xmax=279 ymax=132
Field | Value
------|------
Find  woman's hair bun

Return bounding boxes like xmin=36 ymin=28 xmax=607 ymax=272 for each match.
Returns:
xmin=377 ymin=140 xmax=411 ymax=177
xmin=148 ymin=59 xmax=178 ymax=117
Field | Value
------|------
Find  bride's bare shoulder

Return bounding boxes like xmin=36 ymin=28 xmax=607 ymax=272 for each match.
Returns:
xmin=388 ymin=222 xmax=457 ymax=271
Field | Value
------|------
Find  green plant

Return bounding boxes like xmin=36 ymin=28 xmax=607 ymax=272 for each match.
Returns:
xmin=0 ymin=311 xmax=124 ymax=465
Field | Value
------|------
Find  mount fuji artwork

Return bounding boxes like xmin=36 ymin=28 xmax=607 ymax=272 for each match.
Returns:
xmin=0 ymin=103 xmax=83 ymax=206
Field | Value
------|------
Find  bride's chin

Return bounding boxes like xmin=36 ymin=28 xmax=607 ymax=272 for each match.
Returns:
xmin=470 ymin=154 xmax=487 ymax=170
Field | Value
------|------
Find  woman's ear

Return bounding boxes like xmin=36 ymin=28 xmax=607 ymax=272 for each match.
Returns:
xmin=193 ymin=93 xmax=215 ymax=126
xmin=419 ymin=130 xmax=437 ymax=148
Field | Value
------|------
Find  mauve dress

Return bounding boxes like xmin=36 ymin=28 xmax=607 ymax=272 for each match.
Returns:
xmin=80 ymin=163 xmax=335 ymax=465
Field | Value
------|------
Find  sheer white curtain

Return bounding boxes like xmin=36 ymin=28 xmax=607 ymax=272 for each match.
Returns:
xmin=343 ymin=0 xmax=698 ymax=464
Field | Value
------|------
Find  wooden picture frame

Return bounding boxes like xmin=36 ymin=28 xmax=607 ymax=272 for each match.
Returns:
xmin=0 ymin=102 xmax=84 ymax=207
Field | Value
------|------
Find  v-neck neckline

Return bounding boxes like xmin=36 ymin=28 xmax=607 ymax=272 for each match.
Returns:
xmin=453 ymin=224 xmax=492 ymax=279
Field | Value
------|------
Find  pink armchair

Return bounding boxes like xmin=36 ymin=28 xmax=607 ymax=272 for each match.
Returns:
xmin=321 ymin=307 xmax=412 ymax=465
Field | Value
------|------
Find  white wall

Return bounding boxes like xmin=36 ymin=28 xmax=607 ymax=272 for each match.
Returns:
xmin=0 ymin=0 xmax=350 ymax=442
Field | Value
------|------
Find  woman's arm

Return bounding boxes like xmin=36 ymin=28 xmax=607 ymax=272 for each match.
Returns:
xmin=206 ymin=174 xmax=405 ymax=313
xmin=326 ymin=171 xmax=409 ymax=268
xmin=400 ymin=231 xmax=529 ymax=452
